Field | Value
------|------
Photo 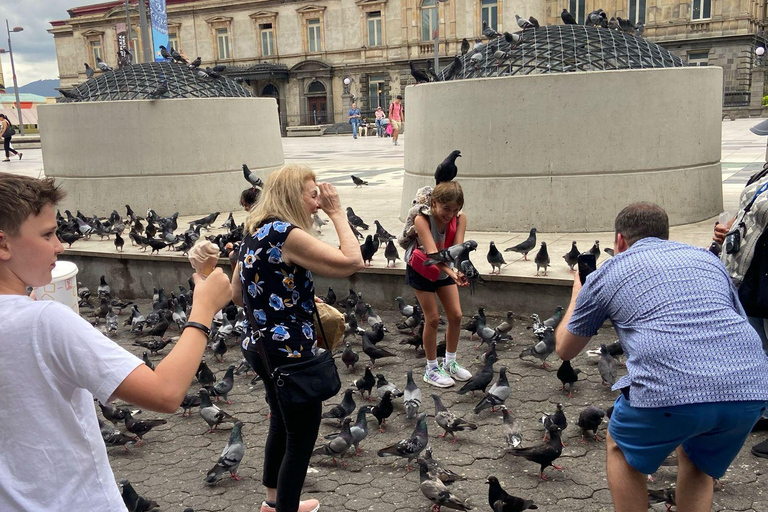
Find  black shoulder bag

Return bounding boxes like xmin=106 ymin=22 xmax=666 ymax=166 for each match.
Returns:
xmin=244 ymin=300 xmax=341 ymax=408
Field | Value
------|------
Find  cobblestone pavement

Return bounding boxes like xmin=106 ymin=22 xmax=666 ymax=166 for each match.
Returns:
xmin=92 ymin=298 xmax=768 ymax=512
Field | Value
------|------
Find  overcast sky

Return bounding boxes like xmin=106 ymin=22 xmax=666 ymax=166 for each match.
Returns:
xmin=0 ymin=0 xmax=75 ymax=86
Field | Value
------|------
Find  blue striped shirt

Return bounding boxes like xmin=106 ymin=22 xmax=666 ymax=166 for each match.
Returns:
xmin=567 ymin=237 xmax=768 ymax=408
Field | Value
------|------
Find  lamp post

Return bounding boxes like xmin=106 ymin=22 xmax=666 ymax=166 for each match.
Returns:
xmin=0 ymin=20 xmax=24 ymax=135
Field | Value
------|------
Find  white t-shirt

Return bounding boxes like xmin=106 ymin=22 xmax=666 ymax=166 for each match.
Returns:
xmin=0 ymin=295 xmax=143 ymax=511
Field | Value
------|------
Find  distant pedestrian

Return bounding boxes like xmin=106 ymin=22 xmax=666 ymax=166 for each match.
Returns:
xmin=348 ymin=102 xmax=361 ymax=139
xmin=0 ymin=114 xmax=22 ymax=162
xmin=388 ymin=95 xmax=404 ymax=146
xmin=374 ymin=106 xmax=386 ymax=137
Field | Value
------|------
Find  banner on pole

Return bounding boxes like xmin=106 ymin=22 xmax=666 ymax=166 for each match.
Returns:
xmin=149 ymin=0 xmax=168 ymax=62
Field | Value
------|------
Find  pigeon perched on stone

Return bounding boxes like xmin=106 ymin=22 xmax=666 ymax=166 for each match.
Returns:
xmin=563 ymin=241 xmax=580 ymax=271
xmin=598 ymin=344 xmax=618 ymax=386
xmin=322 ymin=388 xmax=356 ymax=424
xmin=417 ymin=458 xmax=472 ymax=511
xmin=434 ymin=150 xmax=462 ymax=184
xmin=500 ymin=405 xmax=522 ymax=450
xmin=556 ymin=360 xmax=582 ymax=398
xmin=534 ymin=242 xmax=550 ymax=276
xmin=99 ymin=419 xmax=137 ymax=451
xmin=487 ymin=476 xmax=537 ymax=511
xmin=377 ymin=412 xmax=429 ymax=468
xmin=205 ymin=421 xmax=245 ymax=484
xmin=120 ymin=479 xmax=158 ymax=512
xmin=509 ymin=424 xmax=564 ymax=480
xmin=313 ymin=417 xmax=354 ymax=465
xmin=351 ymin=175 xmax=368 ymax=187
xmin=432 ymin=394 xmax=478 ymax=442
xmin=123 ymin=410 xmax=166 ymax=446
xmin=487 ymin=242 xmax=506 ymax=274
xmin=369 ymin=390 xmax=395 ymax=432
xmin=422 ymin=446 xmax=466 ymax=484
xmin=505 ymin=228 xmax=537 ymax=260
xmin=404 ymin=369 xmax=423 ymax=420
xmin=409 ymin=60 xmax=431 ymax=83
xmin=457 ymin=356 xmax=495 ymax=396
xmin=474 ymin=366 xmax=510 ymax=413
xmin=589 ymin=240 xmax=601 ymax=262
xmin=384 ymin=239 xmax=400 ymax=268
xmin=376 ymin=373 xmax=404 ymax=398
xmin=199 ymin=389 xmax=239 ymax=433
xmin=577 ymin=406 xmax=605 ymax=442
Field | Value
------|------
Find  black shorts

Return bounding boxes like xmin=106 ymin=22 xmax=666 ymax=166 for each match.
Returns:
xmin=405 ymin=264 xmax=455 ymax=292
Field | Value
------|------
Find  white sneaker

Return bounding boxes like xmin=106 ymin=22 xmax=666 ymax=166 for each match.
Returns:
xmin=443 ymin=360 xmax=472 ymax=381
xmin=423 ymin=366 xmax=455 ymax=388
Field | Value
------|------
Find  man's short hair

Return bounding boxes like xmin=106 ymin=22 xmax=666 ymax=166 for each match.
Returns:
xmin=615 ymin=202 xmax=669 ymax=246
xmin=396 ymin=95 xmax=403 ymax=100
xmin=0 ymin=175 xmax=64 ymax=236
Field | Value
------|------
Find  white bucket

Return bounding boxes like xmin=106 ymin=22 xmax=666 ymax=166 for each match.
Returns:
xmin=34 ymin=260 xmax=79 ymax=313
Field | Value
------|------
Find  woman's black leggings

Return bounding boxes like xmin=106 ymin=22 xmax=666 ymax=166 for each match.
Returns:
xmin=4 ymin=136 xmax=18 ymax=158
xmin=243 ymin=348 xmax=322 ymax=512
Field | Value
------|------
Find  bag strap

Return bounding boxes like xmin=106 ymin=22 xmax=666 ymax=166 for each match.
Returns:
xmin=243 ymin=300 xmax=274 ymax=376
xmin=312 ymin=300 xmax=331 ymax=351
xmin=444 ymin=215 xmax=458 ymax=247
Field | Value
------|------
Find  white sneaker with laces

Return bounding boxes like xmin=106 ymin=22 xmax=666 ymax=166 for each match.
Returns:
xmin=423 ymin=366 xmax=455 ymax=388
xmin=443 ymin=360 xmax=472 ymax=381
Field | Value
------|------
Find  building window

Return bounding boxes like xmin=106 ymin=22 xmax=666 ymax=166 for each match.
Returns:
xmin=308 ymin=18 xmax=322 ymax=52
xmin=569 ymin=0 xmax=586 ymax=24
xmin=368 ymin=75 xmax=387 ymax=113
xmin=368 ymin=11 xmax=382 ymax=47
xmin=217 ymin=28 xmax=231 ymax=59
xmin=481 ymin=0 xmax=498 ymax=32
xmin=692 ymin=0 xmax=711 ymax=20
xmin=131 ymin=29 xmax=141 ymax=62
xmin=168 ymin=30 xmax=179 ymax=51
xmin=688 ymin=50 xmax=709 ymax=66
xmin=90 ymin=40 xmax=103 ymax=66
xmin=421 ymin=0 xmax=438 ymax=41
xmin=260 ymin=23 xmax=275 ymax=56
xmin=628 ymin=0 xmax=646 ymax=24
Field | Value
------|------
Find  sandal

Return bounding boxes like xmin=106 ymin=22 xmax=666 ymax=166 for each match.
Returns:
xmin=2 ymin=159 xmax=10 ymax=162
xmin=18 ymin=153 xmax=22 ymax=160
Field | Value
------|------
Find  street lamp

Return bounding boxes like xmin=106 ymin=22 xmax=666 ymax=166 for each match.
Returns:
xmin=0 ymin=21 xmax=24 ymax=135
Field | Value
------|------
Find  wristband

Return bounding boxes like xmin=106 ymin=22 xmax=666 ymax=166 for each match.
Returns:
xmin=183 ymin=321 xmax=211 ymax=337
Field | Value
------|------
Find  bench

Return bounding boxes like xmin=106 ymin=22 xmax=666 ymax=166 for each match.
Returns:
xmin=286 ymin=125 xmax=324 ymax=137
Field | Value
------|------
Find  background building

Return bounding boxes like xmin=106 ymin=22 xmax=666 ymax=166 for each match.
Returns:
xmin=49 ymin=0 xmax=768 ymax=127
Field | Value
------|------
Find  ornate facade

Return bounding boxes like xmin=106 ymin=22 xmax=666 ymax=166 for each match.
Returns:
xmin=49 ymin=0 xmax=768 ymax=127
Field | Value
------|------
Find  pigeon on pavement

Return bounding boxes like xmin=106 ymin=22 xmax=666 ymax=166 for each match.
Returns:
xmin=369 ymin=390 xmax=395 ymax=432
xmin=205 ymin=421 xmax=246 ymax=484
xmin=120 ymin=480 xmax=158 ymax=512
xmin=505 ymin=228 xmax=537 ymax=260
xmin=377 ymin=412 xmax=429 ymax=469
xmin=556 ymin=360 xmax=582 ymax=398
xmin=351 ymin=366 xmax=376 ymax=400
xmin=210 ymin=365 xmax=235 ymax=404
xmin=487 ymin=242 xmax=506 ymax=274
xmin=123 ymin=410 xmax=166 ymax=446
xmin=322 ymin=388 xmax=356 ymax=424
xmin=473 ymin=366 xmax=510 ymax=413
xmin=500 ymin=406 xmax=522 ymax=450
xmin=432 ymin=394 xmax=478 ymax=442
xmin=325 ymin=405 xmax=371 ymax=456
xmin=422 ymin=446 xmax=466 ymax=484
xmin=376 ymin=373 xmax=404 ymax=398
xmin=519 ymin=327 xmax=556 ymax=368
xmin=509 ymin=424 xmax=564 ymax=480
xmin=534 ymin=242 xmax=550 ymax=276
xmin=487 ymin=476 xmax=538 ymax=511
xmin=417 ymin=458 xmax=472 ymax=511
xmin=457 ymin=357 xmax=495 ymax=396
xmin=199 ymin=389 xmax=239 ymax=434
xmin=313 ymin=417 xmax=354 ymax=465
xmin=598 ymin=344 xmax=618 ymax=386
xmin=577 ymin=406 xmax=606 ymax=443
xmin=563 ymin=241 xmax=580 ymax=271
xmin=404 ymin=369 xmax=423 ymax=420
xmin=342 ymin=342 xmax=360 ymax=372
xmin=351 ymin=175 xmax=369 ymax=187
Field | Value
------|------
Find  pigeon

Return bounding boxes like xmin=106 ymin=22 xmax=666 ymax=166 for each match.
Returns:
xmin=432 ymin=394 xmax=478 ymax=442
xmin=142 ymin=351 xmax=154 ymax=370
xmin=474 ymin=313 xmax=499 ymax=348
xmin=180 ymin=393 xmax=202 ymax=417
xmin=205 ymin=421 xmax=246 ymax=484
xmin=170 ymin=46 xmax=187 ymax=64
xmin=133 ymin=337 xmax=172 ymax=355
xmin=374 ymin=220 xmax=395 ymax=242
xmin=210 ymin=365 xmax=236 ymax=404
xmin=528 ymin=16 xmax=540 ymax=27
xmin=396 ymin=296 xmax=415 ymax=318
xmin=556 ymin=360 xmax=582 ymax=398
xmin=123 ymin=410 xmax=166 ymax=446
xmin=187 ymin=56 xmax=202 ymax=69
xmin=114 ymin=232 xmax=125 ymax=252
xmin=313 ymin=417 xmax=354 ymax=465
xmin=120 ymin=479 xmax=159 ymax=512
xmin=604 ymin=247 xmax=615 ymax=257
xmin=509 ymin=424 xmax=564 ymax=480
xmin=242 ymin=164 xmax=264 ymax=188
xmin=98 ymin=401 xmax=140 ymax=426
xmin=477 ymin=340 xmax=498 ymax=366
xmin=148 ymin=80 xmax=168 ymax=98
xmin=561 ymin=8 xmax=577 ymax=24
xmin=422 ymin=446 xmax=466 ymax=484
xmin=366 ymin=304 xmax=384 ymax=328
xmin=460 ymin=259 xmax=485 ymax=294
xmin=589 ymin=240 xmax=601 ymax=262
xmin=97 ymin=275 xmax=111 ymax=298
xmin=503 ymin=31 xmax=522 ymax=47
xmin=434 ymin=150 xmax=462 ymax=184
xmin=320 ymin=286 xmax=336 ymax=305
xmin=473 ymin=366 xmax=510 ymax=413
xmin=351 ymin=366 xmax=376 ymax=400
xmin=376 ymin=373 xmax=404 ymax=398
xmin=416 ymin=458 xmax=472 ymax=511
xmin=577 ymin=406 xmax=605 ymax=442
xmin=384 ymin=239 xmax=400 ymax=267
xmin=362 ymin=330 xmax=396 ymax=367
xmin=647 ymin=488 xmax=676 ymax=511
xmin=520 ymin=327 xmax=556 ymax=368
xmin=540 ymin=306 xmax=565 ymax=331
xmin=515 ymin=14 xmax=535 ymax=30
xmin=84 ymin=62 xmax=95 ymax=78
xmin=99 ymin=419 xmax=137 ymax=451
xmin=487 ymin=242 xmax=506 ymax=274
xmin=462 ymin=316 xmax=478 ymax=341
xmin=199 ymin=388 xmax=239 ymax=433
xmin=159 ymin=45 xmax=172 ymax=60
xmin=486 ymin=476 xmax=537 ymax=511
xmin=598 ymin=344 xmax=618 ymax=386
xmin=494 ymin=312 xmax=514 ymax=338
xmin=197 ymin=358 xmax=217 ymax=387
xmin=482 ymin=20 xmax=500 ymax=40
xmin=377 ymin=412 xmax=429 ymax=468
xmin=505 ymin=228 xmax=537 ymax=260
xmin=96 ymin=56 xmax=113 ymax=72
xmin=106 ymin=308 xmax=119 ymax=334
xmin=409 ymin=60 xmax=431 ymax=83
xmin=461 ymin=38 xmax=470 ymax=55
xmin=347 ymin=207 xmax=369 ymax=230
xmin=442 ymin=55 xmax=463 ymax=81
xmin=541 ymin=403 xmax=567 ymax=443
xmin=534 ymin=242 xmax=550 ymax=276
xmin=341 ymin=342 xmax=359 ymax=372
xmin=322 ymin=388 xmax=357 ymax=424
xmin=425 ymin=240 xmax=478 ymax=268
xmin=587 ymin=9 xmax=606 ymax=26
xmin=351 ymin=175 xmax=368 ymax=187
xmin=313 ymin=213 xmax=328 ymax=233
xmin=404 ymin=369 xmax=423 ymax=420
xmin=563 ymin=241 xmax=580 ymax=271
xmin=500 ymin=406 xmax=522 ymax=450
xmin=369 ymin=390 xmax=395 ymax=432
xmin=457 ymin=356 xmax=495 ymax=396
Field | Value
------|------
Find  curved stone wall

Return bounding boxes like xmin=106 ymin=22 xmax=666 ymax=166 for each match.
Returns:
xmin=39 ymin=97 xmax=284 ymax=216
xmin=401 ymin=67 xmax=724 ymax=232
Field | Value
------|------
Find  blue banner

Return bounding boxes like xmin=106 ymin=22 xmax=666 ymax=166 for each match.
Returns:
xmin=149 ymin=0 xmax=168 ymax=62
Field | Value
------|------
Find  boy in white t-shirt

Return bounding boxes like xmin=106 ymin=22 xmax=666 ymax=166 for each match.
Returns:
xmin=0 ymin=175 xmax=233 ymax=511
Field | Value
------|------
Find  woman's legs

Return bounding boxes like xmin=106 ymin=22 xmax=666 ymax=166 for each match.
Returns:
xmin=3 ymin=137 xmax=13 ymax=159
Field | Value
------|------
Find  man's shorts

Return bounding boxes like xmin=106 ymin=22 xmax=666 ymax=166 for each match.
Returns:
xmin=608 ymin=394 xmax=765 ymax=478
xmin=390 ymin=120 xmax=402 ymax=131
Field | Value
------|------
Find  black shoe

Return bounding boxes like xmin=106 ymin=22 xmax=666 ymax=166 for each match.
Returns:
xmin=752 ymin=417 xmax=768 ymax=432
xmin=751 ymin=439 xmax=768 ymax=458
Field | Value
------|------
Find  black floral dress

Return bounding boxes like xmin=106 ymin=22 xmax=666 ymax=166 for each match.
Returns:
xmin=239 ymin=219 xmax=317 ymax=360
